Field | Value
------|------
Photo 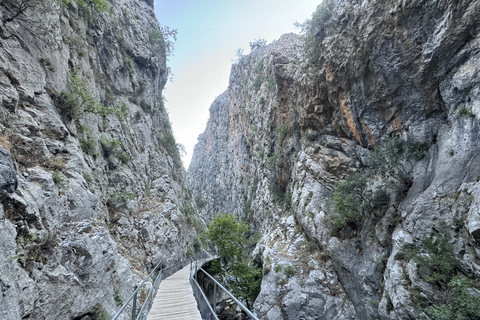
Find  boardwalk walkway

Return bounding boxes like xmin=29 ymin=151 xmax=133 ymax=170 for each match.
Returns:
xmin=146 ymin=264 xmax=202 ymax=320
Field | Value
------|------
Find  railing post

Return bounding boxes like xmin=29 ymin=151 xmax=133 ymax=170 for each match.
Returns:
xmin=131 ymin=285 xmax=137 ymax=320
xmin=213 ymin=282 xmax=216 ymax=314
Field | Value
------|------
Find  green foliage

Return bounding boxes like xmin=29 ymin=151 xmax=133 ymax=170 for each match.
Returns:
xmin=270 ymin=183 xmax=292 ymax=210
xmin=101 ymin=138 xmax=130 ymax=163
xmin=57 ymin=73 xmax=119 ymax=119
xmin=330 ymin=137 xmax=426 ymax=229
xmin=332 ymin=173 xmax=370 ymax=228
xmin=301 ymin=0 xmax=334 ymax=66
xmin=275 ymin=123 xmax=291 ymax=145
xmin=231 ymin=261 xmax=262 ymax=308
xmin=108 ymin=191 xmax=136 ymax=203
xmin=255 ymin=58 xmax=265 ymax=74
xmin=149 ymin=29 xmax=165 ymax=47
xmin=113 ymin=288 xmax=123 ymax=306
xmin=80 ymin=134 xmax=97 ymax=156
xmin=208 ymin=259 xmax=223 ymax=275
xmin=90 ymin=303 xmax=110 ymax=320
xmin=403 ymin=234 xmax=457 ymax=285
xmin=274 ymin=263 xmax=296 ymax=277
xmin=203 ymin=213 xmax=248 ymax=264
xmin=369 ymin=136 xmax=427 ymax=186
xmin=161 ymin=132 xmax=178 ymax=156
xmin=267 ymin=153 xmax=277 ymax=169
xmin=203 ymin=213 xmax=262 ymax=309
xmin=195 ymin=195 xmax=206 ymax=209
xmin=181 ymin=205 xmax=203 ymax=233
xmin=53 ymin=171 xmax=66 ymax=184
xmin=402 ymin=233 xmax=480 ymax=320
xmin=69 ymin=0 xmax=109 ymax=12
xmin=267 ymin=77 xmax=276 ymax=92
xmin=252 ymin=75 xmax=263 ymax=91
xmin=458 ymin=106 xmax=476 ymax=118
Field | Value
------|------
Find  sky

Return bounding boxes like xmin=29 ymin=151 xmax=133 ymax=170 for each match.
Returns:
xmin=154 ymin=0 xmax=322 ymax=168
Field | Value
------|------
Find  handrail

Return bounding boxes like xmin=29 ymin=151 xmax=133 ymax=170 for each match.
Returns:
xmin=190 ymin=259 xmax=260 ymax=320
xmin=191 ymin=276 xmax=220 ymax=320
xmin=112 ymin=257 xmax=191 ymax=320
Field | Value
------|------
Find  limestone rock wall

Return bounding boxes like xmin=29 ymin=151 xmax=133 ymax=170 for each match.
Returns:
xmin=188 ymin=0 xmax=480 ymax=319
xmin=0 ymin=0 xmax=199 ymax=319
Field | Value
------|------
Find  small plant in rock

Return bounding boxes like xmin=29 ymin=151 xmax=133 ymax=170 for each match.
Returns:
xmin=113 ymin=288 xmax=123 ymax=306
xmin=101 ymin=138 xmax=130 ymax=163
xmin=267 ymin=77 xmax=276 ymax=92
xmin=270 ymin=182 xmax=292 ymax=210
xmin=149 ymin=28 xmax=164 ymax=47
xmin=39 ymin=58 xmax=56 ymax=72
xmin=80 ymin=135 xmax=97 ymax=156
xmin=275 ymin=123 xmax=291 ymax=145
xmin=63 ymin=0 xmax=109 ymax=12
xmin=89 ymin=303 xmax=110 ymax=320
xmin=458 ymin=106 xmax=476 ymax=118
xmin=52 ymin=171 xmax=66 ymax=184
xmin=252 ymin=75 xmax=263 ymax=91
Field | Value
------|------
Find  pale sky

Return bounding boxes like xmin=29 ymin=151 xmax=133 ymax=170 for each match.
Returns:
xmin=154 ymin=0 xmax=322 ymax=168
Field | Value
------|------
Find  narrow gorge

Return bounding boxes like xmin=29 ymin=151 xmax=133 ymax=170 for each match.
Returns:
xmin=1 ymin=0 xmax=480 ymax=319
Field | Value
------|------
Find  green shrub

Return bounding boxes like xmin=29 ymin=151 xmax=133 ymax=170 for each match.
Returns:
xmin=283 ymin=264 xmax=295 ymax=277
xmin=267 ymin=77 xmax=276 ymax=92
xmin=255 ymin=58 xmax=265 ymax=73
xmin=101 ymin=138 xmax=130 ymax=163
xmin=458 ymin=106 xmax=475 ymax=118
xmin=149 ymin=29 xmax=164 ymax=47
xmin=140 ymin=99 xmax=150 ymax=113
xmin=113 ymin=288 xmax=123 ymax=306
xmin=108 ymin=191 xmax=136 ymax=203
xmin=301 ymin=0 xmax=334 ymax=66
xmin=90 ymin=303 xmax=110 ymax=320
xmin=67 ymin=0 xmax=109 ymax=12
xmin=80 ymin=135 xmax=97 ymax=156
xmin=330 ymin=137 xmax=427 ymax=229
xmin=331 ymin=173 xmax=369 ymax=228
xmin=53 ymin=171 xmax=66 ymax=184
xmin=275 ymin=123 xmax=291 ymax=145
xmin=270 ymin=183 xmax=292 ymax=210
xmin=252 ymin=75 xmax=263 ymax=91
xmin=369 ymin=136 xmax=427 ymax=186
xmin=402 ymin=233 xmax=480 ymax=319
xmin=57 ymin=73 xmax=117 ymax=119
xmin=274 ymin=263 xmax=296 ymax=277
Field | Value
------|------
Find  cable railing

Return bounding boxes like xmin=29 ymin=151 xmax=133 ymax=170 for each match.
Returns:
xmin=111 ymin=257 xmax=191 ymax=320
xmin=190 ymin=259 xmax=260 ymax=320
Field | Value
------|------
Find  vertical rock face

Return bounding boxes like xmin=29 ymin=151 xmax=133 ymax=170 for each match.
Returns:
xmin=0 ymin=0 xmax=199 ymax=319
xmin=189 ymin=0 xmax=480 ymax=319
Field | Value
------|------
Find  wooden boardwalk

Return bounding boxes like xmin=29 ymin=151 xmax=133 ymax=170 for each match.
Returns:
xmin=146 ymin=264 xmax=202 ymax=320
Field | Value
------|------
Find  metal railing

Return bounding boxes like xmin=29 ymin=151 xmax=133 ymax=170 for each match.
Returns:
xmin=112 ymin=258 xmax=191 ymax=320
xmin=190 ymin=259 xmax=260 ymax=320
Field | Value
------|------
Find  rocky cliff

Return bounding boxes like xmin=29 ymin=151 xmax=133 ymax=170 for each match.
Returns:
xmin=0 ymin=0 xmax=200 ymax=319
xmin=188 ymin=0 xmax=480 ymax=319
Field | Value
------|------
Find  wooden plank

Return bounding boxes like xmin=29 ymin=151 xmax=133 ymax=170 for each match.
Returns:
xmin=146 ymin=264 xmax=202 ymax=320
